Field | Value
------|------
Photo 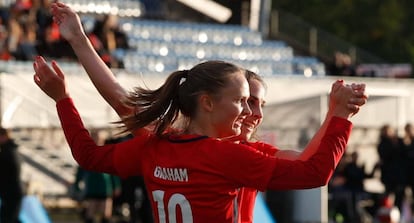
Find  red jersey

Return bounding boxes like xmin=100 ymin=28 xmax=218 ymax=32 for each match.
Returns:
xmin=238 ymin=142 xmax=279 ymax=223
xmin=57 ymin=98 xmax=352 ymax=223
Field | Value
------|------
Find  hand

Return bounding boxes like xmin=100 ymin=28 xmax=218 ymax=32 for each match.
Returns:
xmin=347 ymin=83 xmax=368 ymax=115
xmin=50 ymin=2 xmax=85 ymax=43
xmin=329 ymin=80 xmax=368 ymax=119
xmin=33 ymin=56 xmax=70 ymax=102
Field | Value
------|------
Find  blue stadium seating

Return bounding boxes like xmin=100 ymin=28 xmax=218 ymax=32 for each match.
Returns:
xmin=115 ymin=17 xmax=326 ymax=76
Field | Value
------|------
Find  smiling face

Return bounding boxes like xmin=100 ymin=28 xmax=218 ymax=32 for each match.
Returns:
xmin=211 ymin=71 xmax=252 ymax=138
xmin=240 ymin=78 xmax=266 ymax=140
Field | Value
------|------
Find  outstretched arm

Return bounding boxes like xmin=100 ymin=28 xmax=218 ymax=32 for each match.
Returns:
xmin=297 ymin=81 xmax=367 ymax=161
xmin=50 ymin=2 xmax=131 ymax=117
xmin=275 ymin=80 xmax=367 ymax=161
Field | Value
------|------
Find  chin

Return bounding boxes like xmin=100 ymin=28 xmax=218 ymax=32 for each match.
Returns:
xmin=240 ymin=130 xmax=252 ymax=139
xmin=232 ymin=128 xmax=241 ymax=136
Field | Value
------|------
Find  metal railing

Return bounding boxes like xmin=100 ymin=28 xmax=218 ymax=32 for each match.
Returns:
xmin=268 ymin=9 xmax=387 ymax=64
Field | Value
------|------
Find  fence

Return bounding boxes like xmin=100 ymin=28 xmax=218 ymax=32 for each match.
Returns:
xmin=268 ymin=10 xmax=387 ymax=65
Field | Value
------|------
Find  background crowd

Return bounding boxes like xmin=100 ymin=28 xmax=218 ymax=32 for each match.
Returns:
xmin=328 ymin=123 xmax=414 ymax=223
xmin=0 ymin=0 xmax=130 ymax=69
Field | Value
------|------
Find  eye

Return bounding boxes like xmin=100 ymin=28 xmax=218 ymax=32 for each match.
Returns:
xmin=239 ymin=97 xmax=248 ymax=104
xmin=247 ymin=98 xmax=254 ymax=106
xmin=248 ymin=98 xmax=259 ymax=107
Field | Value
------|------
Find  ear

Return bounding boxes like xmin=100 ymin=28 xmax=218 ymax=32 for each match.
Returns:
xmin=199 ymin=94 xmax=214 ymax=112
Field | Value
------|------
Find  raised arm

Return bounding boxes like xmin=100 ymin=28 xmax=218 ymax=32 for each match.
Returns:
xmin=296 ymin=81 xmax=367 ymax=160
xmin=275 ymin=80 xmax=367 ymax=161
xmin=33 ymin=56 xmax=121 ymax=174
xmin=50 ymin=2 xmax=131 ymax=117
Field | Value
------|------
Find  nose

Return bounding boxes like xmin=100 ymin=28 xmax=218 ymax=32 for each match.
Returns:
xmin=242 ymin=100 xmax=252 ymax=117
xmin=251 ymin=105 xmax=263 ymax=119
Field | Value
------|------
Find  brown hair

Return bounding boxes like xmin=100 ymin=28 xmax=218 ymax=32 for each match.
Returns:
xmin=121 ymin=60 xmax=245 ymax=136
xmin=245 ymin=69 xmax=266 ymax=91
xmin=244 ymin=70 xmax=267 ymax=141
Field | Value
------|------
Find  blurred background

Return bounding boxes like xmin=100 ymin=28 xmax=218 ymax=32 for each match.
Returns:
xmin=1 ymin=0 xmax=413 ymax=223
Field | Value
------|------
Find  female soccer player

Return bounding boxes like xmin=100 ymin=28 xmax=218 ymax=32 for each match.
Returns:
xmin=235 ymin=71 xmax=365 ymax=223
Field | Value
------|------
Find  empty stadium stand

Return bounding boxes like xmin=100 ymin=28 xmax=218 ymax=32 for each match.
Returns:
xmin=116 ymin=17 xmax=326 ymax=76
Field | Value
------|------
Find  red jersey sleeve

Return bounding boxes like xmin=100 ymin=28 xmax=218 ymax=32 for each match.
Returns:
xmin=206 ymin=116 xmax=351 ymax=191
xmin=247 ymin=141 xmax=279 ymax=156
xmin=56 ymin=97 xmax=148 ymax=178
xmin=266 ymin=116 xmax=352 ymax=189
xmin=57 ymin=98 xmax=118 ymax=174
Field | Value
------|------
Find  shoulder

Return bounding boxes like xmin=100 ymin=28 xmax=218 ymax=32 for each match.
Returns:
xmin=244 ymin=141 xmax=279 ymax=154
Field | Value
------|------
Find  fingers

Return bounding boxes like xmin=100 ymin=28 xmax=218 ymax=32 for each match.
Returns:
xmin=351 ymin=83 xmax=368 ymax=99
xmin=347 ymin=104 xmax=360 ymax=114
xmin=33 ymin=61 xmax=41 ymax=85
xmin=331 ymin=80 xmax=367 ymax=117
xmin=33 ymin=56 xmax=61 ymax=84
xmin=331 ymin=79 xmax=344 ymax=93
xmin=51 ymin=2 xmax=68 ymax=24
xmin=33 ymin=56 xmax=48 ymax=77
xmin=353 ymin=90 xmax=368 ymax=99
xmin=349 ymin=97 xmax=367 ymax=107
xmin=33 ymin=68 xmax=41 ymax=87
xmin=33 ymin=57 xmax=43 ymax=80
xmin=348 ymin=82 xmax=368 ymax=115
xmin=32 ymin=55 xmax=69 ymax=101
xmin=51 ymin=60 xmax=65 ymax=80
xmin=351 ymin=83 xmax=365 ymax=90
xmin=52 ymin=11 xmax=64 ymax=25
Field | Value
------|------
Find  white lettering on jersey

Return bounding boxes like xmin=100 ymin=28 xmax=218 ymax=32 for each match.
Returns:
xmin=154 ymin=166 xmax=189 ymax=182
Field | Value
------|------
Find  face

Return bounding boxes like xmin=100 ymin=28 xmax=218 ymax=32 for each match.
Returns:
xmin=240 ymin=79 xmax=266 ymax=140
xmin=211 ymin=72 xmax=251 ymax=138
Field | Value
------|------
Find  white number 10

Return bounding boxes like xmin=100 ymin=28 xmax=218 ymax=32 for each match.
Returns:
xmin=152 ymin=190 xmax=193 ymax=223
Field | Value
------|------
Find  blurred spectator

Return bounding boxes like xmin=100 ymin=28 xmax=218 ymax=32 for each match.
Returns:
xmin=0 ymin=15 xmax=13 ymax=60
xmin=401 ymin=123 xmax=414 ymax=214
xmin=6 ymin=17 xmax=23 ymax=59
xmin=376 ymin=193 xmax=401 ymax=223
xmin=329 ymin=154 xmax=353 ymax=223
xmin=15 ymin=18 xmax=38 ymax=60
xmin=297 ymin=117 xmax=318 ymax=149
xmin=327 ymin=51 xmax=357 ymax=76
xmin=71 ymin=130 xmax=122 ymax=223
xmin=73 ymin=167 xmax=122 ymax=223
xmin=0 ymin=0 xmax=75 ymax=61
xmin=88 ymin=14 xmax=129 ymax=68
xmin=402 ymin=123 xmax=414 ymax=187
xmin=33 ymin=0 xmax=55 ymax=57
xmin=33 ymin=0 xmax=76 ymax=59
xmin=377 ymin=124 xmax=406 ymax=212
xmin=5 ymin=0 xmax=39 ymax=61
xmin=341 ymin=151 xmax=377 ymax=222
xmin=13 ymin=0 xmax=33 ymax=12
xmin=0 ymin=127 xmax=24 ymax=223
